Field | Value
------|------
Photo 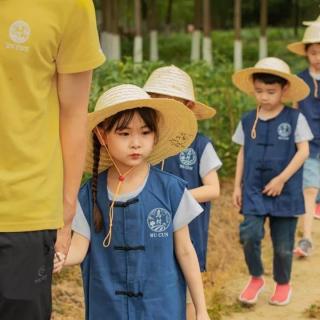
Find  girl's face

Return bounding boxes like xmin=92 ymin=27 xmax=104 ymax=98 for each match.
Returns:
xmin=306 ymin=43 xmax=320 ymax=73
xmin=253 ymin=79 xmax=288 ymax=111
xmin=97 ymin=112 xmax=156 ymax=171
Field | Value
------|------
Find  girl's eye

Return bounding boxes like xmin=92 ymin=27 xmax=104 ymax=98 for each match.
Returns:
xmin=142 ymin=130 xmax=152 ymax=135
xmin=117 ymin=131 xmax=129 ymax=136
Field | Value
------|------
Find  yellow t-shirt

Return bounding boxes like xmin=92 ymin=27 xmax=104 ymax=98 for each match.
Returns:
xmin=0 ymin=0 xmax=105 ymax=231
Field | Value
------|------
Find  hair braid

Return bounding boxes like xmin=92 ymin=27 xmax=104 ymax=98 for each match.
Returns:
xmin=92 ymin=133 xmax=103 ymax=232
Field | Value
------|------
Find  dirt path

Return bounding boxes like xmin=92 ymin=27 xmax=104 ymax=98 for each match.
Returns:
xmin=222 ymin=221 xmax=320 ymax=320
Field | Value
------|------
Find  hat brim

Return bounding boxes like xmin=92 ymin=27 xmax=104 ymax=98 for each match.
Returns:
xmin=232 ymin=67 xmax=310 ymax=102
xmin=287 ymin=42 xmax=307 ymax=56
xmin=145 ymin=88 xmax=216 ymax=120
xmin=85 ymin=98 xmax=198 ymax=173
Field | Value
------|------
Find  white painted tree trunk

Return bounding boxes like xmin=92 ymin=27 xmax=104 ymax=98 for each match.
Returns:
xmin=259 ymin=36 xmax=268 ymax=59
xmin=234 ymin=39 xmax=243 ymax=70
xmin=202 ymin=36 xmax=212 ymax=65
xmin=111 ymin=33 xmax=121 ymax=60
xmin=149 ymin=30 xmax=158 ymax=61
xmin=191 ymin=30 xmax=201 ymax=61
xmin=134 ymin=35 xmax=143 ymax=63
xmin=100 ymin=31 xmax=112 ymax=59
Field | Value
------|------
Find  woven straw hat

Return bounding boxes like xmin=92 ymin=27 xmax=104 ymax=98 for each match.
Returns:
xmin=232 ymin=57 xmax=310 ymax=102
xmin=85 ymin=84 xmax=198 ymax=173
xmin=143 ymin=65 xmax=216 ymax=120
xmin=287 ymin=23 xmax=320 ymax=56
xmin=303 ymin=15 xmax=320 ymax=26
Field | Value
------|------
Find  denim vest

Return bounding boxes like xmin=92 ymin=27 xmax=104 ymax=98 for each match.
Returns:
xmin=79 ymin=167 xmax=187 ymax=320
xmin=242 ymin=107 xmax=304 ymax=217
xmin=298 ymin=69 xmax=320 ymax=159
xmin=157 ymin=133 xmax=212 ymax=272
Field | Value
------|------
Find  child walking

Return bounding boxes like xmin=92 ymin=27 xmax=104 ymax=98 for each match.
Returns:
xmin=232 ymin=57 xmax=312 ymax=305
xmin=54 ymin=84 xmax=211 ymax=320
xmin=143 ymin=65 xmax=221 ymax=320
xmin=288 ymin=22 xmax=320 ymax=257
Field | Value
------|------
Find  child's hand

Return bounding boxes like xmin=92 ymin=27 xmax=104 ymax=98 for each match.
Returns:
xmin=232 ymin=186 xmax=242 ymax=209
xmin=53 ymin=252 xmax=66 ymax=273
xmin=262 ymin=176 xmax=285 ymax=197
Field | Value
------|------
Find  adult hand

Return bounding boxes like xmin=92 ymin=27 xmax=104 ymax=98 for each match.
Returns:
xmin=55 ymin=224 xmax=72 ymax=257
xmin=53 ymin=252 xmax=66 ymax=273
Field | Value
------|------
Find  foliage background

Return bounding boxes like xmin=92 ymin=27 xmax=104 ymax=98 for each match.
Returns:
xmin=89 ymin=28 xmax=308 ymax=177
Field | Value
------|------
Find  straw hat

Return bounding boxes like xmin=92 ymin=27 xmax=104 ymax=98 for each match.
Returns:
xmin=303 ymin=14 xmax=320 ymax=26
xmin=287 ymin=23 xmax=320 ymax=56
xmin=143 ymin=65 xmax=216 ymax=120
xmin=85 ymin=84 xmax=198 ymax=173
xmin=232 ymin=57 xmax=310 ymax=102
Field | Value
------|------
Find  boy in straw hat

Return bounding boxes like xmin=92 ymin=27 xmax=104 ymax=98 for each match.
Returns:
xmin=232 ymin=57 xmax=312 ymax=305
xmin=143 ymin=65 xmax=221 ymax=320
xmin=288 ymin=22 xmax=320 ymax=257
xmin=53 ymin=84 xmax=211 ymax=320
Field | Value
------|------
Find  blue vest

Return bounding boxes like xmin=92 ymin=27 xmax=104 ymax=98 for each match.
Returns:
xmin=79 ymin=167 xmax=187 ymax=320
xmin=156 ymin=133 xmax=212 ymax=272
xmin=298 ymin=69 xmax=320 ymax=159
xmin=242 ymin=107 xmax=304 ymax=217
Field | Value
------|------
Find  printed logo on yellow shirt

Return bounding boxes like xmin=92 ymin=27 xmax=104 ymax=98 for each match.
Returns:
xmin=5 ymin=20 xmax=30 ymax=52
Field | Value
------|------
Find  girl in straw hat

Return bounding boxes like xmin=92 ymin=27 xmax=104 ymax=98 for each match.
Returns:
xmin=53 ymin=84 xmax=211 ymax=320
xmin=232 ymin=57 xmax=312 ymax=306
xmin=288 ymin=23 xmax=320 ymax=257
xmin=143 ymin=65 xmax=221 ymax=320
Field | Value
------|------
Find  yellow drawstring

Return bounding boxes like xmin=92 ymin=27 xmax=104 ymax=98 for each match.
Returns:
xmin=94 ymin=128 xmax=134 ymax=247
xmin=251 ymin=105 xmax=261 ymax=140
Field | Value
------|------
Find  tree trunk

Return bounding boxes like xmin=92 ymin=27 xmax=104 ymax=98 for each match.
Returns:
xmin=134 ymin=0 xmax=143 ymax=63
xmin=191 ymin=0 xmax=202 ymax=62
xmin=202 ymin=0 xmax=212 ymax=65
xmin=259 ymin=0 xmax=268 ymax=59
xmin=234 ymin=0 xmax=242 ymax=70
xmin=148 ymin=0 xmax=159 ymax=61
xmin=165 ymin=0 xmax=173 ymax=33
xmin=293 ymin=0 xmax=299 ymax=37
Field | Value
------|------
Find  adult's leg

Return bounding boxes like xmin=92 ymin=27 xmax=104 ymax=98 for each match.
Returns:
xmin=0 ymin=230 xmax=56 ymax=320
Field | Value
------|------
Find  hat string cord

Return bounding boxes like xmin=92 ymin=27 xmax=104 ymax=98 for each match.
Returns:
xmin=251 ymin=105 xmax=261 ymax=140
xmin=312 ymin=77 xmax=319 ymax=99
xmin=94 ymin=128 xmax=134 ymax=248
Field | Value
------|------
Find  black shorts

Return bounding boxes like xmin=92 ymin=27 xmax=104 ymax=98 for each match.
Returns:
xmin=0 ymin=230 xmax=56 ymax=320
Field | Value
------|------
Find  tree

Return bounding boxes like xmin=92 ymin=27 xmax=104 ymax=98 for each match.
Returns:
xmin=100 ymin=0 xmax=121 ymax=60
xmin=234 ymin=0 xmax=242 ymax=70
xmin=134 ymin=0 xmax=143 ymax=63
xmin=259 ymin=0 xmax=268 ymax=59
xmin=191 ymin=0 xmax=202 ymax=62
xmin=202 ymin=0 xmax=212 ymax=65
xmin=148 ymin=0 xmax=159 ymax=61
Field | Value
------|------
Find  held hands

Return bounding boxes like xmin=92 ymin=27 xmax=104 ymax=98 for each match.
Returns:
xmin=262 ymin=175 xmax=285 ymax=197
xmin=53 ymin=252 xmax=66 ymax=273
xmin=232 ymin=186 xmax=242 ymax=209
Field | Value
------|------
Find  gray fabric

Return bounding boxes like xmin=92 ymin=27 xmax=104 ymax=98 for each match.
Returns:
xmin=72 ymin=200 xmax=91 ymax=240
xmin=232 ymin=113 xmax=314 ymax=145
xmin=199 ymin=143 xmax=222 ymax=178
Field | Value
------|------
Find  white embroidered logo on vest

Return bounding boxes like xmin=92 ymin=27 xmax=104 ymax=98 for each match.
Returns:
xmin=179 ymin=148 xmax=197 ymax=170
xmin=277 ymin=122 xmax=292 ymax=140
xmin=147 ymin=208 xmax=171 ymax=238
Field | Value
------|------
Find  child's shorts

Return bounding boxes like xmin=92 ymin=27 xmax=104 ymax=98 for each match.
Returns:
xmin=303 ymin=157 xmax=320 ymax=189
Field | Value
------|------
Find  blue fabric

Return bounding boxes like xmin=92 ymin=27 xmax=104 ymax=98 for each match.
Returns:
xmin=241 ymin=106 xmax=305 ymax=217
xmin=79 ymin=167 xmax=187 ymax=320
xmin=240 ymin=215 xmax=297 ymax=284
xmin=303 ymin=157 xmax=320 ymax=189
xmin=156 ymin=133 xmax=212 ymax=272
xmin=298 ymin=69 xmax=320 ymax=159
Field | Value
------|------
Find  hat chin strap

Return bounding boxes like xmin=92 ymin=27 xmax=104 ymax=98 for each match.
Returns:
xmin=95 ymin=128 xmax=135 ymax=247
xmin=251 ymin=105 xmax=261 ymax=140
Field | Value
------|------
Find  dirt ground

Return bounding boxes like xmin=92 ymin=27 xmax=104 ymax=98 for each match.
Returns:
xmin=51 ymin=179 xmax=320 ymax=319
